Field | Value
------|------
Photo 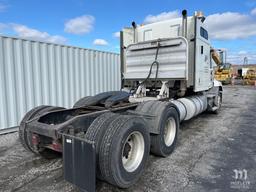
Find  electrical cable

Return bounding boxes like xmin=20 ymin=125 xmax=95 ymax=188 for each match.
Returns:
xmin=131 ymin=41 xmax=161 ymax=93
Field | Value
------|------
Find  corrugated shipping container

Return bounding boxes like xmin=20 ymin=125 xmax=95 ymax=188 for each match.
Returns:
xmin=0 ymin=35 xmax=121 ymax=130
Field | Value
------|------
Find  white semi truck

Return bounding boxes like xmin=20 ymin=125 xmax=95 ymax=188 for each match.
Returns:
xmin=19 ymin=10 xmax=223 ymax=192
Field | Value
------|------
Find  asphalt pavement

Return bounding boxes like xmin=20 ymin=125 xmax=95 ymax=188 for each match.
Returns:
xmin=0 ymin=85 xmax=255 ymax=192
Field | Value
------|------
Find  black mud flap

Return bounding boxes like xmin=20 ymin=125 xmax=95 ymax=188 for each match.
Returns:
xmin=62 ymin=134 xmax=96 ymax=192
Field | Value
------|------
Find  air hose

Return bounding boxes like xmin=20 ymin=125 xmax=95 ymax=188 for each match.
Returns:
xmin=132 ymin=41 xmax=161 ymax=93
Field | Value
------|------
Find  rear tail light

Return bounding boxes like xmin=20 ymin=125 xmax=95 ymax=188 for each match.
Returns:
xmin=31 ymin=134 xmax=40 ymax=145
xmin=52 ymin=140 xmax=62 ymax=152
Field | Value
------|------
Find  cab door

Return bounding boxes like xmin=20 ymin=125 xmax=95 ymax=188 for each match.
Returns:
xmin=194 ymin=19 xmax=211 ymax=92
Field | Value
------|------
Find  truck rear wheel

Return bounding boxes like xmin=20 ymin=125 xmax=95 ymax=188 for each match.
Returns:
xmin=19 ymin=105 xmax=64 ymax=157
xmin=84 ymin=112 xmax=119 ymax=179
xmin=99 ymin=115 xmax=150 ymax=188
xmin=150 ymin=106 xmax=179 ymax=157
xmin=136 ymin=101 xmax=179 ymax=157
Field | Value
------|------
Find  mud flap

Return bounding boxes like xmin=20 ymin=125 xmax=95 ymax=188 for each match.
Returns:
xmin=62 ymin=134 xmax=96 ymax=192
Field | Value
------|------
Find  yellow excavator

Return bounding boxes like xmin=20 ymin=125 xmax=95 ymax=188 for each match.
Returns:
xmin=243 ymin=68 xmax=256 ymax=85
xmin=212 ymin=49 xmax=232 ymax=84
xmin=242 ymin=57 xmax=256 ymax=85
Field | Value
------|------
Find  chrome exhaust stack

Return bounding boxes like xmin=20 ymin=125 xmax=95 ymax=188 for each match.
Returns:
xmin=182 ymin=9 xmax=188 ymax=38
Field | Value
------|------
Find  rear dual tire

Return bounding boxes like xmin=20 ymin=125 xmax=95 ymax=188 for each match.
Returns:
xmin=136 ymin=101 xmax=179 ymax=157
xmin=84 ymin=112 xmax=120 ymax=179
xmin=85 ymin=114 xmax=150 ymax=188
xmin=151 ymin=107 xmax=179 ymax=157
xmin=19 ymin=105 xmax=64 ymax=158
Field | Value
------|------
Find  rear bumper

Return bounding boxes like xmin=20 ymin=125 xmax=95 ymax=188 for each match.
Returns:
xmin=26 ymin=116 xmax=97 ymax=191
xmin=27 ymin=120 xmax=59 ymax=139
xmin=62 ymin=133 xmax=96 ymax=192
xmin=26 ymin=109 xmax=110 ymax=139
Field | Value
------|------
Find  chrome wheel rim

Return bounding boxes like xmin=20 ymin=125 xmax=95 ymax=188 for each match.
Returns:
xmin=122 ymin=131 xmax=145 ymax=172
xmin=164 ymin=117 xmax=176 ymax=146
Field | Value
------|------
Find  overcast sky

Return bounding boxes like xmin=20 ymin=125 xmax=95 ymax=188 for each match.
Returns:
xmin=0 ymin=0 xmax=255 ymax=64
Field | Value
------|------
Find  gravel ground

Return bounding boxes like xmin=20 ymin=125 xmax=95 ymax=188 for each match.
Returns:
xmin=0 ymin=85 xmax=255 ymax=192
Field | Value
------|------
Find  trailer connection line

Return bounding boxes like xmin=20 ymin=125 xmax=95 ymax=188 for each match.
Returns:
xmin=131 ymin=41 xmax=161 ymax=93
